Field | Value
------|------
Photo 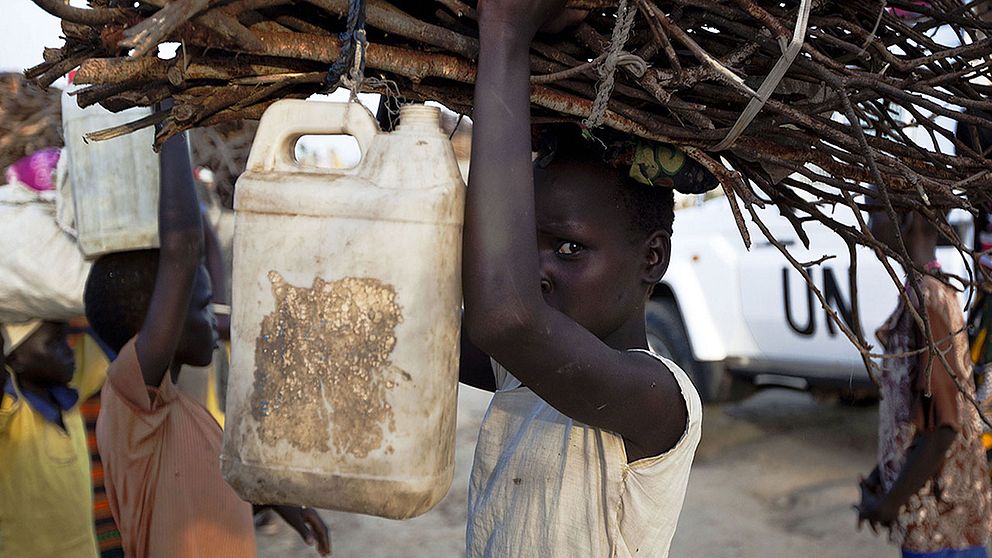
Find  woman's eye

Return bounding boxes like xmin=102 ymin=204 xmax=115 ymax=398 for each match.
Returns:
xmin=556 ymin=242 xmax=583 ymax=256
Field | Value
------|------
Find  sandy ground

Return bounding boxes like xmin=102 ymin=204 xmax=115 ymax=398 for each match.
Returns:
xmin=257 ymin=388 xmax=895 ymax=558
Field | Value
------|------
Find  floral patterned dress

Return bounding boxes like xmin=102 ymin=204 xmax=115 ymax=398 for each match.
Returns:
xmin=875 ymin=275 xmax=992 ymax=551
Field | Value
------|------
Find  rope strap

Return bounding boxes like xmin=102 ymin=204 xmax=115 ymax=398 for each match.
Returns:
xmin=323 ymin=0 xmax=367 ymax=97
xmin=583 ymin=0 xmax=638 ymax=129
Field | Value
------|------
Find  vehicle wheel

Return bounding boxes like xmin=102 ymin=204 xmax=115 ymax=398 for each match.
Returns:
xmin=645 ymin=297 xmax=751 ymax=403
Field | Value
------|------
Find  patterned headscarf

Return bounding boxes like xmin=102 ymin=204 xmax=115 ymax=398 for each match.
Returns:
xmin=604 ymin=139 xmax=718 ymax=194
xmin=533 ymin=125 xmax=719 ymax=195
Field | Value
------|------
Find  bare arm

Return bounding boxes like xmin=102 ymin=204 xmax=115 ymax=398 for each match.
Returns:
xmin=459 ymin=323 xmax=495 ymax=392
xmin=202 ymin=212 xmax=230 ymax=340
xmin=134 ymin=131 xmax=203 ymax=386
xmin=463 ymin=1 xmax=684 ymax=457
xmin=858 ymin=297 xmax=961 ymax=528
xmin=253 ymin=505 xmax=331 ymax=556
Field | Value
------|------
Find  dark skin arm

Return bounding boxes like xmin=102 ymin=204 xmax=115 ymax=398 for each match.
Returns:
xmin=858 ymin=428 xmax=956 ymax=532
xmin=253 ymin=504 xmax=331 ymax=556
xmin=201 ymin=212 xmax=230 ymax=340
xmin=463 ymin=1 xmax=685 ymax=460
xmin=134 ymin=130 xmax=203 ymax=387
xmin=858 ymin=302 xmax=960 ymax=532
xmin=459 ymin=323 xmax=495 ymax=392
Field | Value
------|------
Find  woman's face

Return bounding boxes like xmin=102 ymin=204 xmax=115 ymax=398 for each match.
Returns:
xmin=534 ymin=160 xmax=655 ymax=340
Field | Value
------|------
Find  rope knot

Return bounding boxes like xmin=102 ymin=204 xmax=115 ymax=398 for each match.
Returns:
xmin=583 ymin=0 xmax=638 ymax=129
xmin=323 ymin=0 xmax=367 ymax=97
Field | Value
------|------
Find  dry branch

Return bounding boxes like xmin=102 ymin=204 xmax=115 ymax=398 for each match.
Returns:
xmin=25 ymin=0 xmax=992 ymax=389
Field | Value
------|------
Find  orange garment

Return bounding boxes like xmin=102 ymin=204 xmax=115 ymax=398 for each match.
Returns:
xmin=95 ymin=338 xmax=256 ymax=558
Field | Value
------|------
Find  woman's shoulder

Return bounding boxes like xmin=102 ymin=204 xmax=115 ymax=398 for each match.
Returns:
xmin=918 ymin=275 xmax=963 ymax=326
xmin=628 ymin=349 xmax=703 ymax=425
xmin=919 ymin=273 xmax=953 ymax=294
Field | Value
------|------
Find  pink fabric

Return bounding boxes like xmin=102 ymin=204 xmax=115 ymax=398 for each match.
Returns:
xmin=5 ymin=148 xmax=61 ymax=192
xmin=888 ymin=1 xmax=930 ymax=18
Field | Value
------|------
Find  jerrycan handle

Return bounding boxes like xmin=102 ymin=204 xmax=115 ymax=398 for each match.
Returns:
xmin=245 ymin=99 xmax=379 ymax=174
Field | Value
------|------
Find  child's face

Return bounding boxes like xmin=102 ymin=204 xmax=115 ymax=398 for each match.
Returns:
xmin=534 ymin=161 xmax=653 ymax=340
xmin=176 ymin=265 xmax=217 ymax=367
xmin=6 ymin=322 xmax=75 ymax=386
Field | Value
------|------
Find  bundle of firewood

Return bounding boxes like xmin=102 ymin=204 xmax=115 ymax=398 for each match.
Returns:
xmin=27 ymin=0 xmax=992 ymax=208
xmin=0 ymin=73 xmax=63 ymax=172
xmin=25 ymin=0 xmax=992 ymax=391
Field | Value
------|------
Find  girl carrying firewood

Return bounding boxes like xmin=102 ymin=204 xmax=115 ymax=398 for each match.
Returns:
xmin=457 ymin=1 xmax=717 ymax=556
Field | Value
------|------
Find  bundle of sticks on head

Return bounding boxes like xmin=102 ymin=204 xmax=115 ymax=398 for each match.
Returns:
xmin=28 ymin=0 xmax=992 ymax=202
xmin=27 ymin=0 xmax=992 ymax=381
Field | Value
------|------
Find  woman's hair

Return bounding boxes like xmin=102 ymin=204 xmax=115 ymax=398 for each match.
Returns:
xmin=534 ymin=124 xmax=676 ymax=239
xmin=83 ymin=250 xmax=159 ymax=352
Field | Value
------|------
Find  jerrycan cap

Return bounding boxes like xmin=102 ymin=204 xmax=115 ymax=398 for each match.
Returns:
xmin=396 ymin=104 xmax=443 ymax=134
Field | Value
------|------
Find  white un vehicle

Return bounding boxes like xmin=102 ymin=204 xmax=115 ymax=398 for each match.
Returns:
xmin=649 ymin=194 xmax=974 ymax=403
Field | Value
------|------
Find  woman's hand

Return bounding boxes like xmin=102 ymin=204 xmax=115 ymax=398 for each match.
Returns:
xmin=855 ymin=476 xmax=897 ymax=535
xmin=271 ymin=505 xmax=332 ymax=556
xmin=477 ymin=0 xmax=571 ymax=41
xmin=860 ymin=467 xmax=882 ymax=495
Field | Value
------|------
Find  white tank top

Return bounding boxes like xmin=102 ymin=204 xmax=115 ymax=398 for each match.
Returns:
xmin=466 ymin=349 xmax=702 ymax=558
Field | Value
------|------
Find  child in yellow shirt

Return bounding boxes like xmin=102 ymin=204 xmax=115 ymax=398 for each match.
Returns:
xmin=0 ymin=320 xmax=104 ymax=558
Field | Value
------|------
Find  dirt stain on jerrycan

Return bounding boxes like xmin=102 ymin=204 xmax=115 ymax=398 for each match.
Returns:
xmin=251 ymin=271 xmax=404 ymax=458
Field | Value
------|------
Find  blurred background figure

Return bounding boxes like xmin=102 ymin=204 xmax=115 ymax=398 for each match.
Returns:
xmin=1 ymin=320 xmax=104 ymax=558
xmin=858 ymin=203 xmax=991 ymax=558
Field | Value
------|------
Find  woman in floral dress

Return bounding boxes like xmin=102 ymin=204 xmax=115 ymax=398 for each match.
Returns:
xmin=857 ymin=207 xmax=991 ymax=558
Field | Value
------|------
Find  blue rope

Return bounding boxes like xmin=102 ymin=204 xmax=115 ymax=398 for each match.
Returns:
xmin=323 ymin=0 xmax=366 ymax=93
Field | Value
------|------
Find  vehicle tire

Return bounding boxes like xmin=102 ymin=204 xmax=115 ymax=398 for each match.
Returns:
xmin=645 ymin=297 xmax=751 ymax=403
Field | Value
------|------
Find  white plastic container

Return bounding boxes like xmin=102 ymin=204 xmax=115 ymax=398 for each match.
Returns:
xmin=222 ymin=100 xmax=465 ymax=519
xmin=61 ymin=85 xmax=159 ymax=258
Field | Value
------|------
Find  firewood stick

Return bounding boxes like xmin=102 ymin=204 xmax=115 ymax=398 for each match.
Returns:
xmin=32 ymin=0 xmax=124 ymax=25
xmin=306 ymin=0 xmax=480 ymax=60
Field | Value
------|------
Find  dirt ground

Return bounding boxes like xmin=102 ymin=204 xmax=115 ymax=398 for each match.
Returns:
xmin=257 ymin=388 xmax=895 ymax=558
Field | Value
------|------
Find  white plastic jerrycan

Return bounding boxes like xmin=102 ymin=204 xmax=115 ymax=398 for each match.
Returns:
xmin=61 ymin=84 xmax=160 ymax=258
xmin=222 ymin=100 xmax=465 ymax=519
